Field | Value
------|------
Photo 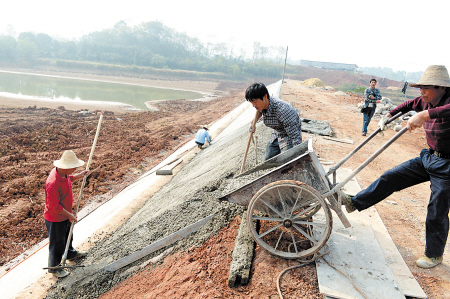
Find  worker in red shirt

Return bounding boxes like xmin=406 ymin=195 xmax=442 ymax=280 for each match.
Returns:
xmin=44 ymin=150 xmax=89 ymax=278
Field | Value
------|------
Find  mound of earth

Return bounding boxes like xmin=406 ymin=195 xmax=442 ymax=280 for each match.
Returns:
xmin=302 ymin=78 xmax=326 ymax=87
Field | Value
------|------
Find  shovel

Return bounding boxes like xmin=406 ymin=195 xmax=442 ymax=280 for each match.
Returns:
xmin=43 ymin=114 xmax=103 ymax=270
xmin=240 ymin=110 xmax=260 ymax=174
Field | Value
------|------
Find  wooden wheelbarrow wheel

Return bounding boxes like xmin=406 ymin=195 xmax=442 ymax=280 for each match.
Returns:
xmin=246 ymin=180 xmax=332 ymax=259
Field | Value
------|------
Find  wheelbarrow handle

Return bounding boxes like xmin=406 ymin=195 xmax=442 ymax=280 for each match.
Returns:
xmin=326 ymin=112 xmax=403 ymax=177
xmin=322 ymin=126 xmax=408 ymax=198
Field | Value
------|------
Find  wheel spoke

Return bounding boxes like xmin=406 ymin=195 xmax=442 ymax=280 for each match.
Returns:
xmin=277 ymin=187 xmax=288 ymax=217
xmin=258 ymin=223 xmax=283 ymax=238
xmin=292 ymin=198 xmax=316 ymax=213
xmin=292 ymin=202 xmax=320 ymax=219
xmin=289 ymin=228 xmax=299 ymax=254
xmin=260 ymin=198 xmax=285 ymax=219
xmin=293 ymin=221 xmax=326 ymax=227
xmin=274 ymin=227 xmax=285 ymax=251
xmin=289 ymin=189 xmax=303 ymax=217
xmin=252 ymin=215 xmax=283 ymax=222
xmin=293 ymin=224 xmax=318 ymax=245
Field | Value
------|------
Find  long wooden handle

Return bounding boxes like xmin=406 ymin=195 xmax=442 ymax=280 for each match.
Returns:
xmin=61 ymin=114 xmax=103 ymax=266
xmin=240 ymin=110 xmax=260 ymax=174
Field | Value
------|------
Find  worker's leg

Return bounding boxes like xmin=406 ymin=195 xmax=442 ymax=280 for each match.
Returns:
xmin=362 ymin=108 xmax=375 ymax=134
xmin=352 ymin=152 xmax=429 ymax=211
xmin=196 ymin=142 xmax=204 ymax=149
xmin=423 ymin=151 xmax=450 ymax=257
xmin=264 ymin=138 xmax=281 ymax=161
xmin=362 ymin=112 xmax=370 ymax=134
xmin=45 ymin=219 xmax=75 ymax=271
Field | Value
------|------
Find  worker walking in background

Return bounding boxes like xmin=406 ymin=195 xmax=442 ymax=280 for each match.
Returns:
xmin=44 ymin=150 xmax=89 ymax=278
xmin=246 ymin=83 xmax=302 ymax=160
xmin=195 ymin=125 xmax=211 ymax=149
xmin=361 ymin=78 xmax=382 ymax=136
xmin=344 ymin=65 xmax=450 ymax=269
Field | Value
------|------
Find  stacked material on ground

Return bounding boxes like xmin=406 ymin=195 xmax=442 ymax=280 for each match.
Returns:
xmin=302 ymin=78 xmax=326 ymax=88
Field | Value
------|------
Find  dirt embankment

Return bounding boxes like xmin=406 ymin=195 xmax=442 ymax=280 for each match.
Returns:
xmin=0 ymin=86 xmax=246 ymax=268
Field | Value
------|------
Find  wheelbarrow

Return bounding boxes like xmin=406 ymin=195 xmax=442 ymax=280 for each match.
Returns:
xmin=221 ymin=113 xmax=406 ymax=259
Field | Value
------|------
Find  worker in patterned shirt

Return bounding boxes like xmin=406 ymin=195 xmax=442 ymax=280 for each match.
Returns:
xmin=343 ymin=65 xmax=450 ymax=269
xmin=246 ymin=83 xmax=302 ymax=160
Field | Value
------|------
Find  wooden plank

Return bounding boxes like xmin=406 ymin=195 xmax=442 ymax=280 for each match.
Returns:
xmin=320 ymin=167 xmax=426 ymax=299
xmin=364 ymin=208 xmax=427 ymax=298
xmin=323 ymin=136 xmax=354 ymax=144
xmin=103 ymin=213 xmax=215 ymax=272
xmin=315 ymin=210 xmax=405 ymax=299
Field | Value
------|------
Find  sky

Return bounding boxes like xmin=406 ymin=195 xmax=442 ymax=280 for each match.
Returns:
xmin=1 ymin=0 xmax=449 ymax=73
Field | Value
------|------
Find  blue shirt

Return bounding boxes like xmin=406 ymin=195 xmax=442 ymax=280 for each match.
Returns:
xmin=195 ymin=129 xmax=210 ymax=144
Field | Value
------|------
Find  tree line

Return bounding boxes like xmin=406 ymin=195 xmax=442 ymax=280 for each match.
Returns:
xmin=0 ymin=21 xmax=286 ymax=79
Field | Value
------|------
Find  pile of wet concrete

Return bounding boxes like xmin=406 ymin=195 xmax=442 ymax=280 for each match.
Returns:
xmin=45 ymin=116 xmax=274 ymax=298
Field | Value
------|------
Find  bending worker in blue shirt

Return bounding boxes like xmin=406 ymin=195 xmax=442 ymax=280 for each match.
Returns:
xmin=195 ymin=125 xmax=211 ymax=149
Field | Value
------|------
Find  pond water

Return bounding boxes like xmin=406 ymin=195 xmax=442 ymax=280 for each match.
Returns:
xmin=0 ymin=71 xmax=205 ymax=110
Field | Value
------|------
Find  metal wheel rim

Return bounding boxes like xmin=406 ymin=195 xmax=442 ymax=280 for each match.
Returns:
xmin=246 ymin=180 xmax=332 ymax=259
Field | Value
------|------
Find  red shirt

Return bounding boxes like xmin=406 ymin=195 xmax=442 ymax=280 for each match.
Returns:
xmin=44 ymin=168 xmax=74 ymax=222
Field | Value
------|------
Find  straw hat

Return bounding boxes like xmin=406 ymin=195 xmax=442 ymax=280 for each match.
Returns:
xmin=203 ymin=125 xmax=209 ymax=130
xmin=409 ymin=65 xmax=450 ymax=88
xmin=53 ymin=150 xmax=85 ymax=169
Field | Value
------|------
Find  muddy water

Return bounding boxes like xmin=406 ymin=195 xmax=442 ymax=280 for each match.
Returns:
xmin=0 ymin=71 xmax=204 ymax=110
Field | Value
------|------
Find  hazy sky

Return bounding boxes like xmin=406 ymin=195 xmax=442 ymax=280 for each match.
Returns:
xmin=2 ymin=0 xmax=449 ymax=73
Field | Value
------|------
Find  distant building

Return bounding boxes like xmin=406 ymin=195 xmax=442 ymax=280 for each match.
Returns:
xmin=300 ymin=60 xmax=358 ymax=72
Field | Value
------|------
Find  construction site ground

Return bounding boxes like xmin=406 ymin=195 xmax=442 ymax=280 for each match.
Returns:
xmin=0 ymin=69 xmax=449 ymax=298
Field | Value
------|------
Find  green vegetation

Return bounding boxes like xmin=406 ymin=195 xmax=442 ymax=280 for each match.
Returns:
xmin=335 ymin=83 xmax=363 ymax=95
xmin=0 ymin=21 xmax=286 ymax=80
xmin=335 ymin=82 xmax=419 ymax=106
xmin=379 ymin=89 xmax=419 ymax=106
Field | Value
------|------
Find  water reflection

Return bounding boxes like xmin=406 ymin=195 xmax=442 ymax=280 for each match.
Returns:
xmin=0 ymin=72 xmax=204 ymax=110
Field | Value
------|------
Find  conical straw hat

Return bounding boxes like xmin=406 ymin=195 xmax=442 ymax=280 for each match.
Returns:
xmin=409 ymin=65 xmax=450 ymax=88
xmin=53 ymin=150 xmax=85 ymax=169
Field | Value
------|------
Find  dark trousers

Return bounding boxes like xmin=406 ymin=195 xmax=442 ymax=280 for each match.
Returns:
xmin=352 ymin=149 xmax=450 ymax=257
xmin=196 ymin=141 xmax=204 ymax=149
xmin=45 ymin=219 xmax=77 ymax=272
xmin=264 ymin=138 xmax=293 ymax=161
xmin=362 ymin=107 xmax=375 ymax=134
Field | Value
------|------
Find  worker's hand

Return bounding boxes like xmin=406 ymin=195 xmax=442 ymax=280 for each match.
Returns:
xmin=377 ymin=114 xmax=389 ymax=136
xmin=80 ymin=170 xmax=90 ymax=177
xmin=248 ymin=123 xmax=256 ymax=133
xmin=378 ymin=115 xmax=389 ymax=131
xmin=68 ymin=213 xmax=78 ymax=223
xmin=407 ymin=111 xmax=429 ymax=132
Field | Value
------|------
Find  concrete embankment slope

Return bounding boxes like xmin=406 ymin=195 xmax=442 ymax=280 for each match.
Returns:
xmin=1 ymin=80 xmax=280 ymax=299
xmin=43 ymin=81 xmax=281 ymax=298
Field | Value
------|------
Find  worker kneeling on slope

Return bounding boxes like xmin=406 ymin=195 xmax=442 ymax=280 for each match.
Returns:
xmin=195 ymin=125 xmax=211 ymax=149
xmin=343 ymin=65 xmax=450 ymax=269
xmin=246 ymin=83 xmax=302 ymax=160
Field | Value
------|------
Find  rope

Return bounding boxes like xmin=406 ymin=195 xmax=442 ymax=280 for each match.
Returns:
xmin=276 ymin=244 xmax=369 ymax=299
